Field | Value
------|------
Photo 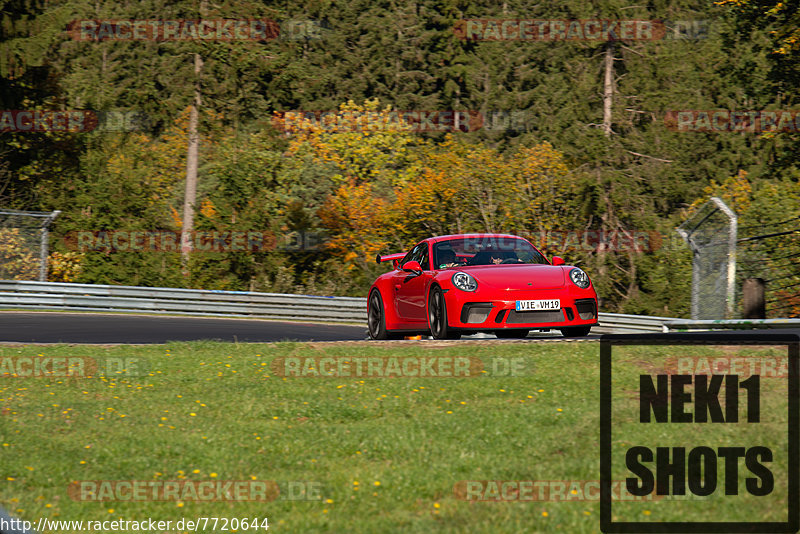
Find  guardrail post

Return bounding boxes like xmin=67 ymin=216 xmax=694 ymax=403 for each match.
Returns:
xmin=39 ymin=210 xmax=60 ymax=282
xmin=742 ymin=277 xmax=765 ymax=319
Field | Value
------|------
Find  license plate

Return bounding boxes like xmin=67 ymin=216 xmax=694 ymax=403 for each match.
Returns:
xmin=515 ymin=299 xmax=560 ymax=311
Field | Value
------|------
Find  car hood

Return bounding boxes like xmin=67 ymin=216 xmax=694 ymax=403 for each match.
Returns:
xmin=461 ymin=264 xmax=567 ymax=290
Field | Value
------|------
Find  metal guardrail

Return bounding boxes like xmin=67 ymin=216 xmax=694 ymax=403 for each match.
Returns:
xmin=664 ymin=318 xmax=800 ymax=331
xmin=0 ymin=280 xmax=365 ymax=323
xmin=0 ymin=280 xmax=678 ymax=333
xmin=593 ymin=313 xmax=673 ymax=334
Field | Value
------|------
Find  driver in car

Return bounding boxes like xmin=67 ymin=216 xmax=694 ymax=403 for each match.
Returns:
xmin=491 ymin=251 xmax=521 ymax=264
xmin=437 ymin=249 xmax=461 ymax=268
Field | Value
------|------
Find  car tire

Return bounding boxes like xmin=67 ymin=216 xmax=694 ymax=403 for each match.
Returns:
xmin=560 ymin=326 xmax=591 ymax=337
xmin=495 ymin=329 xmax=530 ymax=339
xmin=428 ymin=286 xmax=461 ymax=340
xmin=368 ymin=290 xmax=401 ymax=340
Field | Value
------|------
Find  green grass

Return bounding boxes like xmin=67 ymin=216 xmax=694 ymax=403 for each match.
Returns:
xmin=0 ymin=340 xmax=792 ymax=533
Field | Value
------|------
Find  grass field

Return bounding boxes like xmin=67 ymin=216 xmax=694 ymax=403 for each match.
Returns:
xmin=0 ymin=339 xmax=792 ymax=533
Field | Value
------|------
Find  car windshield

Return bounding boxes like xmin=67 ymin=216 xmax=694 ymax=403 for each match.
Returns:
xmin=433 ymin=237 xmax=548 ymax=268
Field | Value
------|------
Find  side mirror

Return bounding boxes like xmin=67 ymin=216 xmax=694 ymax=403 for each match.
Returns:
xmin=402 ymin=260 xmax=423 ymax=274
xmin=551 ymin=256 xmax=565 ymax=266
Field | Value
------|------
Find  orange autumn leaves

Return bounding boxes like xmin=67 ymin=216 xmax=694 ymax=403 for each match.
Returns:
xmin=318 ymin=182 xmax=391 ymax=268
xmin=298 ymin=101 xmax=577 ymax=270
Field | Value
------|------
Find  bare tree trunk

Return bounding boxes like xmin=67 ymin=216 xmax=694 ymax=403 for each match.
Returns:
xmin=180 ymin=52 xmax=203 ymax=274
xmin=602 ymin=43 xmax=614 ymax=137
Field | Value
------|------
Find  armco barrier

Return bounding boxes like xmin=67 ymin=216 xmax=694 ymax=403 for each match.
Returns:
xmin=0 ymin=280 xmax=365 ymax=323
xmin=0 ymin=280 xmax=677 ymax=333
xmin=664 ymin=318 xmax=800 ymax=331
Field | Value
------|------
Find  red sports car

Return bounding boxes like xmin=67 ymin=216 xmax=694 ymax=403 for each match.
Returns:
xmin=367 ymin=233 xmax=598 ymax=339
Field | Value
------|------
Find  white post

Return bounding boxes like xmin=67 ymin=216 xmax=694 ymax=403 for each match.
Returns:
xmin=711 ymin=197 xmax=737 ymax=319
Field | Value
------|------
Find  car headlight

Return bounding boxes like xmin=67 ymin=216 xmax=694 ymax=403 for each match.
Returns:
xmin=569 ymin=268 xmax=591 ymax=289
xmin=452 ymin=272 xmax=478 ymax=292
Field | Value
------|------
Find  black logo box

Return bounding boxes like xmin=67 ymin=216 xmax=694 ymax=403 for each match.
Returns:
xmin=600 ymin=333 xmax=799 ymax=533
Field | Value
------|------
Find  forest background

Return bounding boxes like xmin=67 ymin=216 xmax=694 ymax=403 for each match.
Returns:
xmin=1 ymin=0 xmax=798 ymax=317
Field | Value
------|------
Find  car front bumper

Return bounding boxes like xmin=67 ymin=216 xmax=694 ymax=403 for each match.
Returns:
xmin=446 ymin=291 xmax=598 ymax=330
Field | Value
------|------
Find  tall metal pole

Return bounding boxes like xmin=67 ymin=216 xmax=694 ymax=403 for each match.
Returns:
xmin=711 ymin=197 xmax=737 ymax=318
xmin=677 ymin=197 xmax=737 ymax=320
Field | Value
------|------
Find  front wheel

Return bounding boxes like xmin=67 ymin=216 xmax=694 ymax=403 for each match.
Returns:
xmin=428 ymin=286 xmax=461 ymax=340
xmin=368 ymin=290 xmax=401 ymax=340
xmin=560 ymin=326 xmax=591 ymax=337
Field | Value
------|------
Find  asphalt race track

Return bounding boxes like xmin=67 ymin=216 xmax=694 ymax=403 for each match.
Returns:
xmin=0 ymin=312 xmax=369 ymax=344
xmin=2 ymin=311 xmax=796 ymax=344
xmin=1 ymin=311 xmax=603 ymax=344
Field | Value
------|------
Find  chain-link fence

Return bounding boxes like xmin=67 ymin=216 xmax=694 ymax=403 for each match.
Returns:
xmin=737 ymin=215 xmax=800 ymax=318
xmin=0 ymin=209 xmax=60 ymax=281
xmin=677 ymin=197 xmax=737 ymax=320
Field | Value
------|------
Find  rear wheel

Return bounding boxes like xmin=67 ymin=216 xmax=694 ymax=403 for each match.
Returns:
xmin=428 ymin=286 xmax=461 ymax=340
xmin=495 ymin=329 xmax=530 ymax=339
xmin=560 ymin=326 xmax=591 ymax=337
xmin=368 ymin=290 xmax=401 ymax=340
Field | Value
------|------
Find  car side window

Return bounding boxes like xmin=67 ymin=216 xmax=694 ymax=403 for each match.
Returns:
xmin=401 ymin=243 xmax=423 ymax=268
xmin=418 ymin=244 xmax=430 ymax=271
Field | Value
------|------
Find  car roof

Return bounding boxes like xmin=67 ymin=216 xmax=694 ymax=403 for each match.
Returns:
xmin=427 ymin=233 xmax=525 ymax=244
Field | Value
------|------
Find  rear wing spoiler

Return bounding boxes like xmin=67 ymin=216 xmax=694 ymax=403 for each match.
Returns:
xmin=375 ymin=252 xmax=405 ymax=267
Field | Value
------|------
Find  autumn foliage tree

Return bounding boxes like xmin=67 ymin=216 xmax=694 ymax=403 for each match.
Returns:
xmin=305 ymin=103 xmax=583 ymax=279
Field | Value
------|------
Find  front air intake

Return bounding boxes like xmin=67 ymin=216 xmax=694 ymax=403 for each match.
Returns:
xmin=574 ymin=299 xmax=597 ymax=320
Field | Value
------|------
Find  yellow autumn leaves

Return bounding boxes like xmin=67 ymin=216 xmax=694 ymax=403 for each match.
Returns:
xmin=293 ymin=100 xmax=578 ymax=270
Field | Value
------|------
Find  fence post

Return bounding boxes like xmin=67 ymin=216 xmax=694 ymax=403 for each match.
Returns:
xmin=677 ymin=197 xmax=737 ymax=320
